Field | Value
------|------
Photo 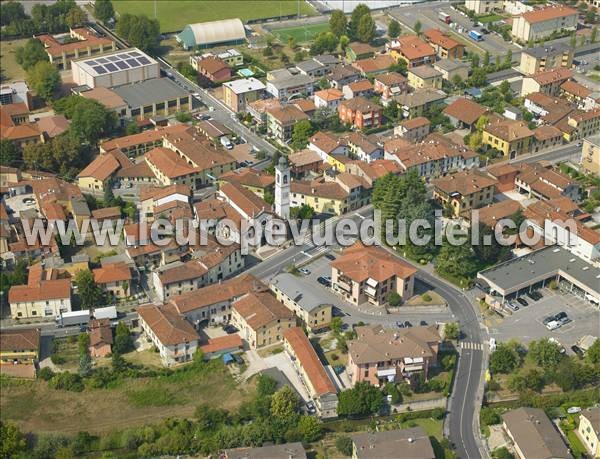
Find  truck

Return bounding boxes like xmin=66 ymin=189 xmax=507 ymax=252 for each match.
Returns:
xmin=439 ymin=12 xmax=451 ymax=24
xmin=92 ymin=306 xmax=118 ymax=321
xmin=469 ymin=30 xmax=483 ymax=41
xmin=56 ymin=310 xmax=90 ymax=328
xmin=220 ymin=136 xmax=233 ymax=150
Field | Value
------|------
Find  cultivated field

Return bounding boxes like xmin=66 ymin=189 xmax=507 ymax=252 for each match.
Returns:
xmin=0 ymin=361 xmax=254 ymax=434
xmin=272 ymin=23 xmax=330 ymax=44
xmin=112 ymin=1 xmax=316 ymax=32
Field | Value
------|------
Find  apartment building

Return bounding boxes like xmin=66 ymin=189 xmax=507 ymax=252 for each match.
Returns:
xmin=512 ymin=5 xmax=578 ymax=42
xmin=578 ymin=408 xmax=600 ymax=459
xmin=345 ymin=132 xmax=383 ymax=163
xmin=519 ymin=43 xmax=573 ymax=75
xmin=313 ymin=88 xmax=344 ymax=110
xmin=373 ymin=72 xmax=408 ymax=104
xmin=351 ymin=54 xmax=396 ymax=77
xmin=392 ymin=88 xmax=446 ymax=119
xmin=331 ymin=242 xmax=416 ymax=306
xmin=342 ymin=79 xmax=373 ymax=100
xmin=465 ymin=0 xmax=502 ymax=15
xmin=338 ymin=97 xmax=383 ymax=130
xmin=93 ymin=263 xmax=132 ymax=299
xmin=432 ymin=170 xmax=497 ymax=217
xmin=270 ymin=273 xmax=332 ymax=332
xmin=581 ymin=134 xmax=600 ymax=175
xmin=77 ymin=150 xmax=133 ymax=195
xmin=222 ymin=78 xmax=266 ymax=112
xmin=191 ymin=56 xmax=231 ymax=83
xmin=434 ymin=59 xmax=469 ymax=83
xmin=347 ymin=325 xmax=441 ymax=386
xmin=387 ymin=36 xmax=436 ymax=68
xmin=0 ymin=328 xmax=40 ymax=379
xmin=424 ymin=29 xmax=465 ymax=60
xmin=231 ymin=291 xmax=296 ymax=349
xmin=266 ymin=69 xmax=314 ymax=101
xmin=218 ymin=168 xmax=274 ymax=200
xmin=266 ymin=104 xmax=309 ymax=142
xmin=283 ymin=327 xmax=338 ymax=418
xmin=482 ymin=119 xmax=534 ymax=158
xmin=352 ymin=427 xmax=435 ymax=459
xmin=521 ymin=67 xmax=573 ymax=97
xmin=514 ymin=163 xmax=581 ymax=202
xmin=408 ymin=65 xmax=443 ymax=90
xmin=137 ymin=304 xmax=200 ymax=367
xmin=395 ymin=117 xmax=431 ymax=141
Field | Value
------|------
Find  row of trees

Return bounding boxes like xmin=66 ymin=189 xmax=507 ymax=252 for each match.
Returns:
xmin=329 ymin=4 xmax=376 ymax=44
xmin=115 ymin=13 xmax=161 ymax=53
xmin=1 ymin=0 xmax=86 ymax=38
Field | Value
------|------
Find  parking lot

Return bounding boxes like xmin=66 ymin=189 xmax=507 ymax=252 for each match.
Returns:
xmin=489 ymin=289 xmax=600 ymax=352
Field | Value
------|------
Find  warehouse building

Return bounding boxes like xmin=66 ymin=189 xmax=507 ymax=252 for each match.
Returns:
xmin=176 ymin=18 xmax=246 ymax=50
xmin=71 ymin=48 xmax=160 ymax=89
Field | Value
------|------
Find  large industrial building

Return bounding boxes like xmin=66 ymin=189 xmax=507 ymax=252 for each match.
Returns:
xmin=71 ymin=48 xmax=160 ymax=89
xmin=176 ymin=18 xmax=246 ymax=50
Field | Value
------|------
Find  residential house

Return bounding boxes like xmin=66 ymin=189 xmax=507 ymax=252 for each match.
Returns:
xmin=486 ymin=163 xmax=520 ymax=193
xmin=393 ymin=88 xmax=446 ymax=119
xmin=434 ymin=59 xmax=469 ymax=83
xmin=473 ymin=199 xmax=522 ymax=229
xmin=577 ymin=408 xmax=600 ymax=458
xmin=386 ymin=36 xmax=436 ymax=68
xmin=139 ymin=184 xmax=191 ymax=221
xmin=352 ymin=427 xmax=435 ymax=459
xmin=288 ymin=149 xmax=323 ymax=177
xmin=352 ymin=54 xmax=396 ymax=77
xmin=88 ymin=319 xmax=113 ymax=358
xmin=246 ymin=98 xmax=281 ymax=125
xmin=291 ymin=98 xmax=316 ymax=117
xmin=295 ymin=59 xmax=328 ymax=78
xmin=99 ymin=124 xmax=189 ymax=157
xmin=76 ymin=150 xmax=133 ymax=195
xmin=266 ymin=104 xmax=309 ymax=142
xmin=347 ymin=325 xmax=441 ymax=386
xmin=395 ymin=116 xmax=431 ymax=141
xmin=512 ymin=5 xmax=578 ymax=42
xmin=223 ymin=443 xmax=306 ymax=459
xmin=482 ymin=118 xmax=534 ymax=158
xmin=432 ymin=170 xmax=497 ymax=217
xmin=346 ymin=42 xmax=381 ymax=62
xmin=331 ymin=242 xmax=416 ymax=306
xmin=270 ymin=273 xmax=332 ymax=332
xmin=283 ymin=327 xmax=338 ymax=418
xmin=581 ymin=134 xmax=600 ymax=175
xmin=191 ymin=56 xmax=231 ymax=83
xmin=219 ymin=168 xmax=274 ymax=200
xmin=519 ymin=43 xmax=573 ymax=75
xmin=523 ymin=92 xmax=574 ymax=124
xmin=443 ymin=98 xmax=489 ymax=131
xmin=533 ymin=125 xmax=563 ymax=152
xmin=8 ymin=262 xmax=72 ymax=319
xmin=222 ymin=77 xmax=266 ymax=112
xmin=345 ymin=132 xmax=383 ymax=163
xmin=373 ymin=72 xmax=408 ymax=105
xmin=408 ymin=65 xmax=443 ymax=90
xmin=345 ymin=159 xmax=403 ymax=187
xmin=0 ymin=328 xmax=40 ymax=379
xmin=559 ymin=108 xmax=600 ymax=141
xmin=465 ymin=0 xmax=502 ymax=15
xmin=170 ymin=273 xmax=263 ymax=327
xmin=231 ymin=291 xmax=296 ymax=349
xmin=200 ymin=334 xmax=243 ymax=360
xmin=308 ymin=131 xmax=347 ymax=163
xmin=327 ymin=64 xmax=361 ymax=89
xmin=338 ymin=97 xmax=382 ymax=130
xmin=93 ymin=263 xmax=132 ymax=299
xmin=313 ymin=88 xmax=344 ymax=110
xmin=502 ymin=407 xmax=573 ymax=459
xmin=514 ymin=162 xmax=581 ymax=202
xmin=196 ymin=120 xmax=232 ymax=142
xmin=521 ymin=67 xmax=572 ymax=97
xmin=266 ymin=69 xmax=314 ymax=101
xmin=342 ymin=79 xmax=373 ymax=100
xmin=424 ymin=29 xmax=464 ymax=59
xmin=560 ymin=80 xmax=592 ymax=108
xmin=137 ymin=304 xmax=200 ymax=366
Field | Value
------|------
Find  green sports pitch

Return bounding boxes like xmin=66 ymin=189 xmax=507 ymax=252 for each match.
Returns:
xmin=112 ymin=1 xmax=316 ymax=33
xmin=272 ymin=23 xmax=330 ymax=44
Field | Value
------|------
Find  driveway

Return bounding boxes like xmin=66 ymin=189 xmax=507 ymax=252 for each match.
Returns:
xmin=263 ymin=352 xmax=311 ymax=403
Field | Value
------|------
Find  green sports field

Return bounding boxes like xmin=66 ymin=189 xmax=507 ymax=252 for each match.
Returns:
xmin=112 ymin=1 xmax=316 ymax=33
xmin=272 ymin=22 xmax=330 ymax=43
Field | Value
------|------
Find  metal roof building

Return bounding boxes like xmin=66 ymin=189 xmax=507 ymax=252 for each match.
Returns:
xmin=176 ymin=18 xmax=246 ymax=50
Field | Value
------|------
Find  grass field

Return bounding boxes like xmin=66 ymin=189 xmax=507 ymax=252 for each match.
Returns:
xmin=112 ymin=1 xmax=316 ymax=32
xmin=272 ymin=23 xmax=330 ymax=44
xmin=0 ymin=361 xmax=254 ymax=434
xmin=477 ymin=13 xmax=504 ymax=23
xmin=0 ymin=38 xmax=27 ymax=83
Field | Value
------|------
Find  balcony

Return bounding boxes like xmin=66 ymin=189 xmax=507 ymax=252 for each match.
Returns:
xmin=364 ymin=285 xmax=377 ymax=298
xmin=336 ymin=279 xmax=352 ymax=292
xmin=377 ymin=367 xmax=397 ymax=378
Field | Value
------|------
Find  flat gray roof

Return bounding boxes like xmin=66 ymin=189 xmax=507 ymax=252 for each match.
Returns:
xmin=523 ymin=42 xmax=571 ymax=59
xmin=112 ymin=78 xmax=189 ymax=108
xmin=478 ymin=246 xmax=600 ymax=297
xmin=270 ymin=272 xmax=332 ymax=313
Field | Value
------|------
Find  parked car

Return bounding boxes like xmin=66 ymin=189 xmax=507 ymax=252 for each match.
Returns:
xmin=546 ymin=320 xmax=561 ymax=331
xmin=567 ymin=406 xmax=582 ymax=414
xmin=324 ymin=253 xmax=336 ymax=260
xmin=543 ymin=316 xmax=555 ymax=326
xmin=571 ymin=345 xmax=584 ymax=357
xmin=419 ymin=320 xmax=428 ymax=326
xmin=299 ymin=268 xmax=311 ymax=275
xmin=317 ymin=276 xmax=330 ymax=287
xmin=489 ymin=338 xmax=497 ymax=351
xmin=223 ymin=324 xmax=238 ymax=334
xmin=516 ymin=297 xmax=529 ymax=307
xmin=506 ymin=302 xmax=519 ymax=312
xmin=403 ymin=321 xmax=412 ymax=328
xmin=554 ymin=312 xmax=571 ymax=325
xmin=526 ymin=290 xmax=542 ymax=301
xmin=306 ymin=401 xmax=316 ymax=414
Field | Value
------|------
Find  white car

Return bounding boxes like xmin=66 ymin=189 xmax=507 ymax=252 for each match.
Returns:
xmin=489 ymin=338 xmax=497 ymax=351
xmin=298 ymin=268 xmax=311 ymax=275
xmin=567 ymin=407 xmax=582 ymax=414
xmin=546 ymin=320 xmax=561 ymax=331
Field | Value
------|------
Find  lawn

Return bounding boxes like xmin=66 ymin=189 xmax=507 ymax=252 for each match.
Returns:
xmin=0 ymin=361 xmax=254 ymax=434
xmin=0 ymin=38 xmax=27 ymax=83
xmin=272 ymin=22 xmax=330 ymax=44
xmin=112 ymin=1 xmax=316 ymax=33
xmin=477 ymin=13 xmax=504 ymax=23
xmin=51 ymin=337 xmax=82 ymax=372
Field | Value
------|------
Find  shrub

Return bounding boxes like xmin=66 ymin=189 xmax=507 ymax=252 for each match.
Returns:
xmin=38 ymin=367 xmax=55 ymax=381
xmin=421 ymin=293 xmax=432 ymax=302
xmin=480 ymin=406 xmax=501 ymax=426
xmin=49 ymin=372 xmax=84 ymax=392
xmin=50 ymin=354 xmax=66 ymax=365
xmin=335 ymin=435 xmax=353 ymax=456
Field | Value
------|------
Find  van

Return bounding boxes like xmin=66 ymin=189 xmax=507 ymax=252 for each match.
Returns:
xmin=220 ymin=136 xmax=233 ymax=150
xmin=489 ymin=338 xmax=497 ymax=351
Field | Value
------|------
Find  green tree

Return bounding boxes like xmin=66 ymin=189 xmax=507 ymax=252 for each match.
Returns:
xmin=349 ymin=3 xmax=371 ymax=40
xmin=28 ymin=60 xmax=60 ymax=101
xmin=310 ymin=31 xmax=338 ymax=55
xmin=94 ymin=0 xmax=114 ymax=23
xmin=0 ymin=140 xmax=20 ymax=166
xmin=329 ymin=9 xmax=347 ymax=38
xmin=435 ymin=234 xmax=478 ymax=281
xmin=0 ymin=1 xmax=26 ymax=27
xmin=114 ymin=322 xmax=133 ymax=354
xmin=471 ymin=53 xmax=480 ymax=69
xmin=23 ymin=134 xmax=88 ymax=177
xmin=528 ymin=338 xmax=564 ymax=369
xmin=339 ymin=34 xmax=350 ymax=51
xmin=256 ymin=374 xmax=278 ymax=397
xmin=125 ymin=121 xmax=140 ymax=135
xmin=337 ymin=381 xmax=383 ymax=417
xmin=65 ymin=6 xmax=86 ymax=28
xmin=586 ymin=338 xmax=600 ymax=364
xmin=58 ymin=96 xmax=116 ymax=145
xmin=15 ymin=38 xmax=48 ymax=70
xmin=0 ymin=421 xmax=27 ymax=459
xmin=388 ymin=292 xmax=401 ymax=307
xmin=451 ymin=74 xmax=463 ymax=88
xmin=356 ymin=14 xmax=375 ymax=43
xmin=592 ymin=27 xmax=598 ymax=44
xmin=270 ymin=386 xmax=299 ymax=421
xmin=74 ymin=269 xmax=104 ymax=310
xmin=297 ymin=415 xmax=323 ymax=442
xmin=489 ymin=341 xmax=523 ymax=374
xmin=78 ymin=332 xmax=90 ymax=355
xmin=291 ymin=119 xmax=314 ymax=150
xmin=263 ymin=45 xmax=273 ymax=57
xmin=336 ymin=435 xmax=353 ymax=456
xmin=492 ymin=447 xmax=515 ymax=459
xmin=413 ymin=20 xmax=422 ymax=36
xmin=444 ymin=322 xmax=460 ymax=340
xmin=79 ymin=353 xmax=92 ymax=377
xmin=468 ymin=68 xmax=487 ymax=87
xmin=483 ymin=51 xmax=490 ymax=66
xmin=503 ymin=49 xmax=512 ymax=68
xmin=476 ymin=115 xmax=489 ymax=132
xmin=570 ymin=32 xmax=577 ymax=49
xmin=116 ymin=14 xmax=160 ymax=52
xmin=289 ymin=204 xmax=315 ymax=220
xmin=472 ymin=222 xmax=510 ymax=267
xmin=388 ymin=19 xmax=401 ymax=38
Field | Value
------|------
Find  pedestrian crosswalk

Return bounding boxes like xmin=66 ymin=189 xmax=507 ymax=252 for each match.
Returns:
xmin=460 ymin=341 xmax=484 ymax=350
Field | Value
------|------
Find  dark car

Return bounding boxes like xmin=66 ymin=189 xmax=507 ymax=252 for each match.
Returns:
xmin=396 ymin=321 xmax=405 ymax=328
xmin=527 ymin=290 xmax=542 ymax=301
xmin=325 ymin=253 xmax=336 ymax=260
xmin=233 ymin=354 xmax=244 ymax=365
xmin=543 ymin=316 xmax=555 ymax=326
xmin=419 ymin=320 xmax=428 ymax=326
xmin=571 ymin=345 xmax=584 ymax=357
xmin=516 ymin=297 xmax=529 ymax=307
xmin=554 ymin=311 xmax=568 ymax=321
xmin=317 ymin=276 xmax=331 ymax=287
xmin=223 ymin=324 xmax=238 ymax=334
xmin=403 ymin=321 xmax=412 ymax=328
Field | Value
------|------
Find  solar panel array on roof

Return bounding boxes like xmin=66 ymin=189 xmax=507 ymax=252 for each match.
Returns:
xmin=81 ymin=50 xmax=154 ymax=75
